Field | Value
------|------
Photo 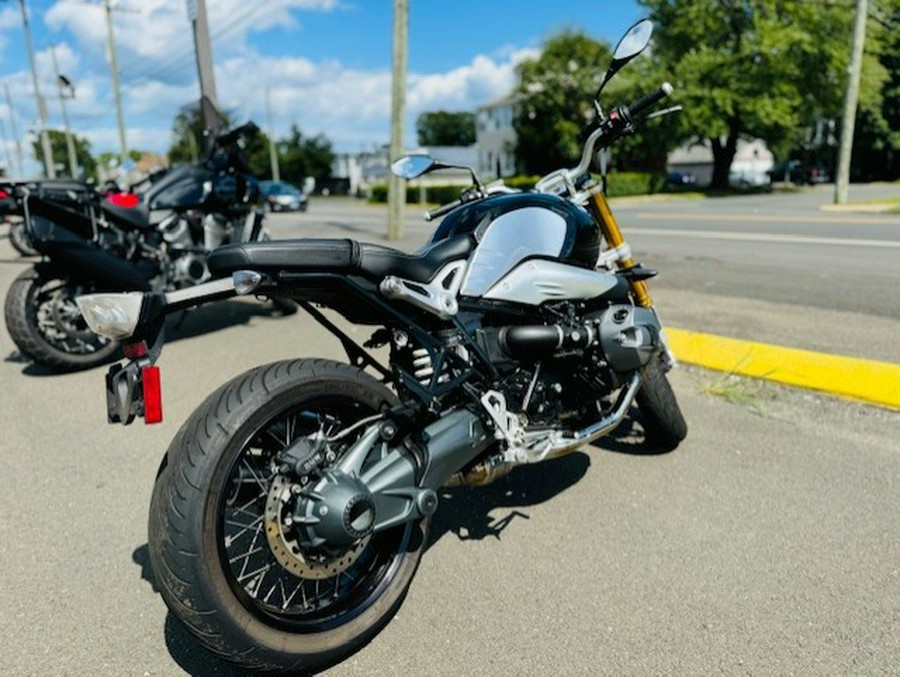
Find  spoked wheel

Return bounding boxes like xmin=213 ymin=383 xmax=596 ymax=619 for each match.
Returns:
xmin=4 ymin=268 xmax=120 ymax=371
xmin=149 ymin=359 xmax=428 ymax=674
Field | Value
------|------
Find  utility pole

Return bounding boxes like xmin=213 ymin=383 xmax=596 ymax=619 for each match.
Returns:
xmin=266 ymin=88 xmax=281 ymax=181
xmin=15 ymin=0 xmax=55 ymax=178
xmin=186 ymin=0 xmax=221 ymax=142
xmin=0 ymin=119 xmax=15 ymax=177
xmin=387 ymin=0 xmax=408 ymax=241
xmin=104 ymin=0 xmax=129 ymax=162
xmin=834 ymin=0 xmax=868 ymax=204
xmin=3 ymin=82 xmax=25 ymax=177
xmin=50 ymin=45 xmax=79 ymax=178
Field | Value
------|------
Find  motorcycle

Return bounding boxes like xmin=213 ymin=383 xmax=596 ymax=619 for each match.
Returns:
xmin=76 ymin=19 xmax=686 ymax=673
xmin=3 ymin=122 xmax=287 ymax=372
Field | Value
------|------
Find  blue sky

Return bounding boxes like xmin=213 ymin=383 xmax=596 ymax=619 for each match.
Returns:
xmin=0 ymin=0 xmax=644 ymax=175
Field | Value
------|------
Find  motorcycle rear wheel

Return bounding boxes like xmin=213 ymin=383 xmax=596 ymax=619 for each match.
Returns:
xmin=635 ymin=358 xmax=688 ymax=452
xmin=148 ymin=358 xmax=428 ymax=673
xmin=4 ymin=268 xmax=120 ymax=371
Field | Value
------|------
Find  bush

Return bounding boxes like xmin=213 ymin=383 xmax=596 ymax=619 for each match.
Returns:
xmin=368 ymin=184 xmax=466 ymax=205
xmin=368 ymin=171 xmax=665 ymax=203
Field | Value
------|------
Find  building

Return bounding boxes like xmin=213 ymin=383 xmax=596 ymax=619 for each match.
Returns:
xmin=475 ymin=94 xmax=518 ymax=179
xmin=667 ymin=138 xmax=774 ymax=187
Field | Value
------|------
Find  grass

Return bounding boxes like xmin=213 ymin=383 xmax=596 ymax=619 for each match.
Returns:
xmin=698 ymin=372 xmax=772 ymax=417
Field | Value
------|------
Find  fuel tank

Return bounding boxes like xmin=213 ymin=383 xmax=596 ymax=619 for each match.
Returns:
xmin=429 ymin=193 xmax=603 ymax=301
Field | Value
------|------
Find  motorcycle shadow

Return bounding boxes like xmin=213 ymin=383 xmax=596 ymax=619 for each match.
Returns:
xmin=427 ymin=451 xmax=591 ymax=547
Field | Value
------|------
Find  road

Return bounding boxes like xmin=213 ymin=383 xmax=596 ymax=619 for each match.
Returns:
xmin=0 ymin=188 xmax=898 ymax=675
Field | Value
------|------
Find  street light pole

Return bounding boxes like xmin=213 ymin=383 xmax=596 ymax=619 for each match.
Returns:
xmin=2 ymin=82 xmax=25 ymax=177
xmin=50 ymin=44 xmax=79 ymax=178
xmin=104 ymin=0 xmax=128 ymax=163
xmin=266 ymin=87 xmax=281 ymax=182
xmin=187 ymin=0 xmax=221 ymax=142
xmin=16 ymin=0 xmax=55 ymax=178
xmin=387 ymin=0 xmax=408 ymax=241
xmin=834 ymin=0 xmax=868 ymax=205
xmin=0 ymin=119 xmax=15 ymax=177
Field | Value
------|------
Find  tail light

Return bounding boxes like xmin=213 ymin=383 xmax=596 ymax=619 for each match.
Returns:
xmin=142 ymin=366 xmax=163 ymax=424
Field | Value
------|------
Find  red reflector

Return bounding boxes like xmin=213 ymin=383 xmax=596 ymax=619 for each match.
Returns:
xmin=142 ymin=366 xmax=163 ymax=424
xmin=0 ymin=190 xmax=9 ymax=199
xmin=124 ymin=341 xmax=148 ymax=359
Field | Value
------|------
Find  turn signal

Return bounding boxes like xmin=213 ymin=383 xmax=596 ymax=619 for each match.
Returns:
xmin=142 ymin=366 xmax=163 ymax=424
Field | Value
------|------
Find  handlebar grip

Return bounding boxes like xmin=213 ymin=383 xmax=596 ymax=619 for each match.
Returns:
xmin=424 ymin=198 xmax=463 ymax=222
xmin=628 ymin=82 xmax=674 ymax=119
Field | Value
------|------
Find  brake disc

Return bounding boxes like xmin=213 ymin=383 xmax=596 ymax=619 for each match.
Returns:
xmin=264 ymin=474 xmax=369 ymax=580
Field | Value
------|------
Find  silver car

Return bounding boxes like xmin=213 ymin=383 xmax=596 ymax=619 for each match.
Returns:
xmin=259 ymin=180 xmax=308 ymax=212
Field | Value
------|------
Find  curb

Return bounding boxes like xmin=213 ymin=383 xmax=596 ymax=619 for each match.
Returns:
xmin=666 ymin=328 xmax=900 ymax=411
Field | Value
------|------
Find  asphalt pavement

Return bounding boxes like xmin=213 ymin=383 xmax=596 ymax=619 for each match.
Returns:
xmin=0 ymin=190 xmax=898 ymax=675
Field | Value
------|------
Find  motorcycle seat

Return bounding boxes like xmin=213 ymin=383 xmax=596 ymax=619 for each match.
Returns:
xmin=100 ymin=202 xmax=151 ymax=231
xmin=207 ymin=235 xmax=474 ymax=284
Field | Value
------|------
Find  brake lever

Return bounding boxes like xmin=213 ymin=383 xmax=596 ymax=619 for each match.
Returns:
xmin=645 ymin=105 xmax=683 ymax=120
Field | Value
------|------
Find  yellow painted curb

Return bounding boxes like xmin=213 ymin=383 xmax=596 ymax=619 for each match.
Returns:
xmin=666 ymin=328 xmax=900 ymax=411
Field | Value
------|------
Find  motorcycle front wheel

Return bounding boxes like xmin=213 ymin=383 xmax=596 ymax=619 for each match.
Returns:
xmin=635 ymin=357 xmax=688 ymax=452
xmin=148 ymin=358 xmax=428 ymax=673
xmin=4 ymin=268 xmax=120 ymax=371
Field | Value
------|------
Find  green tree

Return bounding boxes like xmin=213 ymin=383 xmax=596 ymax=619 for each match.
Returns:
xmin=639 ymin=0 xmax=872 ymax=188
xmin=845 ymin=4 xmax=900 ymax=180
xmin=514 ymin=31 xmax=613 ymax=175
xmin=32 ymin=129 xmax=96 ymax=179
xmin=513 ymin=30 xmax=675 ymax=175
xmin=416 ymin=111 xmax=476 ymax=146
xmin=168 ymin=103 xmax=232 ymax=165
xmin=277 ymin=124 xmax=334 ymax=188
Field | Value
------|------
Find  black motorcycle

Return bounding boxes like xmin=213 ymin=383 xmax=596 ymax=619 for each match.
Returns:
xmin=3 ymin=122 xmax=286 ymax=372
xmin=79 ymin=19 xmax=685 ymax=674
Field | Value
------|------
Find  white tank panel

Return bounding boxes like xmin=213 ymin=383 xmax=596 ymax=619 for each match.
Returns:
xmin=482 ymin=260 xmax=620 ymax=306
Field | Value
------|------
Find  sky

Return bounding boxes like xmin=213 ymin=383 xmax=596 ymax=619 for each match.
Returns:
xmin=0 ymin=0 xmax=644 ymax=176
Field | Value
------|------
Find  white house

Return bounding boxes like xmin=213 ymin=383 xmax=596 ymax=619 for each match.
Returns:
xmin=475 ymin=94 xmax=518 ymax=178
xmin=667 ymin=138 xmax=774 ymax=187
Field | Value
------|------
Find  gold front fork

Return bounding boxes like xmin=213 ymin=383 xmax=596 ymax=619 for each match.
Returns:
xmin=588 ymin=190 xmax=652 ymax=308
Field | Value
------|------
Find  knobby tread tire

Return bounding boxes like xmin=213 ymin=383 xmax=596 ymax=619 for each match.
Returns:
xmin=3 ymin=268 xmax=120 ymax=372
xmin=635 ymin=359 xmax=688 ymax=452
xmin=148 ymin=358 xmax=426 ymax=674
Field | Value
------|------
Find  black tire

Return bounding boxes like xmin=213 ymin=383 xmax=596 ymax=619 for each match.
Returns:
xmin=4 ymin=268 xmax=120 ymax=371
xmin=148 ymin=359 xmax=428 ymax=674
xmin=635 ymin=358 xmax=688 ymax=452
xmin=8 ymin=221 xmax=38 ymax=257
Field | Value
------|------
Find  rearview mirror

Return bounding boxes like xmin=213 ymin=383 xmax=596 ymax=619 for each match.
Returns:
xmin=596 ymin=18 xmax=654 ymax=99
xmin=391 ymin=155 xmax=435 ymax=180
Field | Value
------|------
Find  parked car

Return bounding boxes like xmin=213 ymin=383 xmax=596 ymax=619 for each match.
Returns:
xmin=767 ymin=160 xmax=830 ymax=185
xmin=666 ymin=170 xmax=697 ymax=187
xmin=259 ymin=180 xmax=308 ymax=212
xmin=728 ymin=169 xmax=771 ymax=189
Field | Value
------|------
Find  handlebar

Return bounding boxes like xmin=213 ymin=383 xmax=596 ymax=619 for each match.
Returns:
xmin=564 ymin=81 xmax=673 ymax=185
xmin=425 ymin=198 xmax=463 ymax=222
xmin=626 ymin=82 xmax=673 ymax=119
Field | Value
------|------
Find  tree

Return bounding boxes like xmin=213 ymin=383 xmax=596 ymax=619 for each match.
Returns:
xmin=31 ymin=129 xmax=96 ymax=179
xmin=639 ymin=0 xmax=869 ymax=188
xmin=169 ymin=102 xmax=232 ymax=165
xmin=416 ymin=111 xmax=476 ymax=146
xmin=278 ymin=124 xmax=335 ymax=188
xmin=513 ymin=30 xmax=676 ymax=176
xmin=514 ymin=31 xmax=613 ymax=175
